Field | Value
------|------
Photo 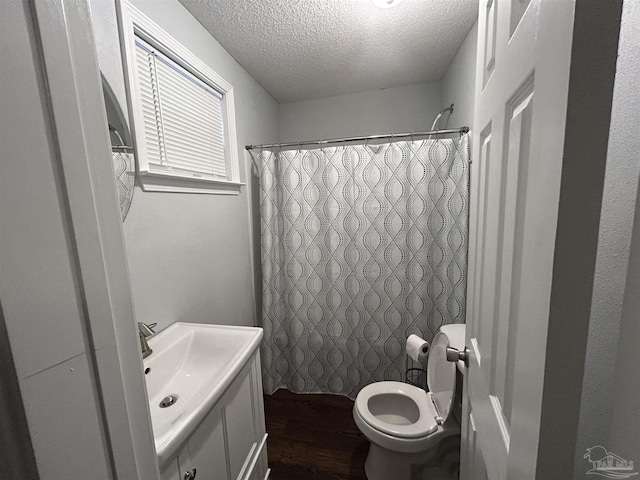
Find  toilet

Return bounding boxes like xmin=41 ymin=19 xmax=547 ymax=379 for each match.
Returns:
xmin=353 ymin=324 xmax=466 ymax=480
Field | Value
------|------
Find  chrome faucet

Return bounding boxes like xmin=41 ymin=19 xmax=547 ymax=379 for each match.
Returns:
xmin=138 ymin=322 xmax=156 ymax=359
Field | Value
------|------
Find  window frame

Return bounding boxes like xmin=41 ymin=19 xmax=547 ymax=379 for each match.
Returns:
xmin=121 ymin=2 xmax=244 ymax=195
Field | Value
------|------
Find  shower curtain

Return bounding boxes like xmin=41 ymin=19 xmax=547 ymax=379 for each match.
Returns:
xmin=259 ymin=135 xmax=469 ymax=398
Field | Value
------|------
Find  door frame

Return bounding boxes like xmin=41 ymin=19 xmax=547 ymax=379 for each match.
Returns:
xmin=2 ymin=0 xmax=159 ymax=477
xmin=535 ymin=1 xmax=622 ymax=477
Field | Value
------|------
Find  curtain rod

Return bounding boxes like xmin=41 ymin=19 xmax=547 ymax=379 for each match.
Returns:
xmin=245 ymin=126 xmax=469 ymax=151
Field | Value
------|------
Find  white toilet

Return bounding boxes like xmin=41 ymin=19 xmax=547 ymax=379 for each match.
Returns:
xmin=353 ymin=324 xmax=466 ymax=480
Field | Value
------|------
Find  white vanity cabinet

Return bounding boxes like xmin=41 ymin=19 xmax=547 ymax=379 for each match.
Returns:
xmin=159 ymin=352 xmax=269 ymax=480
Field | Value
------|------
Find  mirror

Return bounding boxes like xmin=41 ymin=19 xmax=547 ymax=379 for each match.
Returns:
xmin=102 ymin=75 xmax=135 ymax=222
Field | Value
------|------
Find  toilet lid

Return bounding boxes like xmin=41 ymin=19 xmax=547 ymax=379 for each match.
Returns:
xmin=355 ymin=381 xmax=439 ymax=438
xmin=426 ymin=331 xmax=457 ymax=423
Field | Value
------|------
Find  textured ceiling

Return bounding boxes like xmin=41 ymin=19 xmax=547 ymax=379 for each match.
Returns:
xmin=178 ymin=0 xmax=478 ymax=103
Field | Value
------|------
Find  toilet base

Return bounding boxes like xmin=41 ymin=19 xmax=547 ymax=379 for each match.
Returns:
xmin=364 ymin=443 xmax=434 ymax=480
xmin=364 ymin=437 xmax=460 ymax=480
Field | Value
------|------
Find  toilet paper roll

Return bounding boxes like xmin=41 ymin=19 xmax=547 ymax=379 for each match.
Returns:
xmin=406 ymin=334 xmax=429 ymax=362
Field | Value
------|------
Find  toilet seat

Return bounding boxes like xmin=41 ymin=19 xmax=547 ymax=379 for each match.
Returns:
xmin=426 ymin=330 xmax=457 ymax=425
xmin=355 ymin=381 xmax=439 ymax=438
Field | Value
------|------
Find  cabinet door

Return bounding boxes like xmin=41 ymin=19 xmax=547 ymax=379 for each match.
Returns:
xmin=248 ymin=354 xmax=268 ymax=479
xmin=169 ymin=351 xmax=268 ymax=480
xmin=226 ymin=369 xmax=258 ymax=480
xmin=160 ymin=458 xmax=180 ymax=480
xmin=244 ymin=435 xmax=268 ymax=480
xmin=186 ymin=402 xmax=228 ymax=480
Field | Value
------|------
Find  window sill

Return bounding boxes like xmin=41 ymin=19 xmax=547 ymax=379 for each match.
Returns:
xmin=138 ymin=170 xmax=244 ymax=195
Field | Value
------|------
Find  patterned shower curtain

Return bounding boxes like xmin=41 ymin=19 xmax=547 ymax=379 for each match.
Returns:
xmin=259 ymin=135 xmax=469 ymax=398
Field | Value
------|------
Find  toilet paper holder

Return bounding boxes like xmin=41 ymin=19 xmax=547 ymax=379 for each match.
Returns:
xmin=404 ymin=357 xmax=427 ymax=390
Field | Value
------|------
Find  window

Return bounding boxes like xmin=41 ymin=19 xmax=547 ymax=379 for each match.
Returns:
xmin=122 ymin=2 xmax=243 ymax=194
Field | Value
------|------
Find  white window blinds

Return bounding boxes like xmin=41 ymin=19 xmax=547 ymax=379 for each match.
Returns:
xmin=134 ymin=38 xmax=228 ymax=179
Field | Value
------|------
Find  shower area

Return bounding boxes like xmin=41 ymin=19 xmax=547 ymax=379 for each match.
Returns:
xmin=250 ymin=108 xmax=470 ymax=399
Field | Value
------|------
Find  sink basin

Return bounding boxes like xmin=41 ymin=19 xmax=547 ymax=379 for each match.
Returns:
xmin=143 ymin=322 xmax=263 ymax=467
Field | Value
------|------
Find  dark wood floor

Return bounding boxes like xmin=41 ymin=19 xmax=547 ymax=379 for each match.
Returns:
xmin=264 ymin=389 xmax=369 ymax=480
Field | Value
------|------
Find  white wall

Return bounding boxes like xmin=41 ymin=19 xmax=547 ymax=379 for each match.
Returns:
xmin=611 ymin=178 xmax=640 ymax=464
xmin=277 ymin=22 xmax=477 ymax=143
xmin=440 ymin=22 xmax=478 ymax=131
xmin=611 ymin=189 xmax=640 ymax=459
xmin=278 ymin=82 xmax=442 ymax=141
xmin=609 ymin=2 xmax=640 ymax=460
xmin=575 ymin=0 xmax=640 ymax=472
xmin=120 ymin=0 xmax=278 ymax=332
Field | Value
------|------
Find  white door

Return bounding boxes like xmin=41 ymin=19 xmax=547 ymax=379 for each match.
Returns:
xmin=460 ymin=1 xmax=620 ymax=479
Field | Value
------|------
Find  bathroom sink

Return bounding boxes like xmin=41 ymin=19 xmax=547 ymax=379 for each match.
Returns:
xmin=142 ymin=322 xmax=263 ymax=466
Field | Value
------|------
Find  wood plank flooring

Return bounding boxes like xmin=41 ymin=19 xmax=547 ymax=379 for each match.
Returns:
xmin=264 ymin=389 xmax=369 ymax=480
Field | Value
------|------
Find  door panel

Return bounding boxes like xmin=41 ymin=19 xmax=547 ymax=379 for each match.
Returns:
xmin=509 ymin=0 xmax=531 ymax=37
xmin=464 ymin=0 xmax=621 ymax=471
xmin=187 ymin=403 xmax=228 ymax=480
xmin=160 ymin=458 xmax=179 ymax=480
xmin=462 ymin=0 xmax=575 ymax=478
xmin=482 ymin=0 xmax=497 ymax=87
xmin=498 ymin=85 xmax=534 ymax=425
xmin=226 ymin=371 xmax=258 ymax=480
